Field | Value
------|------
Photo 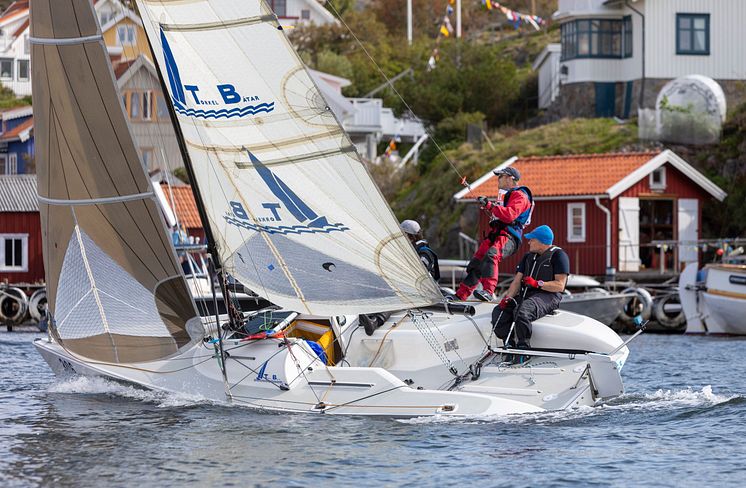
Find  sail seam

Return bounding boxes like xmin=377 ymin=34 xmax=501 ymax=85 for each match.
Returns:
xmin=38 ymin=192 xmax=155 ymax=206
xmin=233 ymin=146 xmax=357 ymax=169
xmin=160 ymin=15 xmax=276 ymax=32
xmin=30 ymin=35 xmax=103 ymax=45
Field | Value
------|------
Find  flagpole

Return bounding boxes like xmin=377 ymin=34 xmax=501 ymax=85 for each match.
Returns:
xmin=456 ymin=0 xmax=461 ymax=38
xmin=407 ymin=0 xmax=412 ymax=45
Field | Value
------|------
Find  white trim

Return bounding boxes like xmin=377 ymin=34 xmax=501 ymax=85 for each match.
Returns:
xmin=567 ymin=202 xmax=586 ymax=243
xmin=532 ymin=43 xmax=561 ymax=71
xmin=7 ymin=152 xmax=17 ymax=174
xmin=606 ymin=149 xmax=727 ymax=201
xmin=116 ymin=55 xmax=158 ymax=88
xmin=0 ymin=233 xmax=28 ymax=272
xmin=649 ymin=166 xmax=666 ymax=190
xmin=453 ymin=156 xmax=517 ymax=201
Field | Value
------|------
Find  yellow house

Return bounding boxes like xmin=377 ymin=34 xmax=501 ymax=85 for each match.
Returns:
xmin=97 ymin=1 xmax=152 ymax=63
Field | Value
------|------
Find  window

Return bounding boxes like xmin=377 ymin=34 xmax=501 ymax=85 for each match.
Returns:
xmin=270 ymin=0 xmax=287 ymax=17
xmin=567 ymin=203 xmax=586 ymax=242
xmin=142 ymin=91 xmax=152 ymax=120
xmin=129 ymin=91 xmax=140 ymax=119
xmin=0 ymin=234 xmax=28 ymax=272
xmin=0 ymin=155 xmax=6 ymax=174
xmin=156 ymin=95 xmax=170 ymax=120
xmin=301 ymin=9 xmax=310 ymax=20
xmin=7 ymin=153 xmax=17 ymax=174
xmin=116 ymin=25 xmax=136 ymax=46
xmin=650 ymin=166 xmax=666 ymax=190
xmin=140 ymin=147 xmax=154 ymax=169
xmin=17 ymin=60 xmax=29 ymax=81
xmin=561 ymin=17 xmax=633 ymax=61
xmin=0 ymin=58 xmax=13 ymax=80
xmin=677 ymin=14 xmax=709 ymax=55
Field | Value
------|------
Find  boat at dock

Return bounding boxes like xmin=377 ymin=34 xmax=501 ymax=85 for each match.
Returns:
xmin=680 ymin=263 xmax=746 ymax=335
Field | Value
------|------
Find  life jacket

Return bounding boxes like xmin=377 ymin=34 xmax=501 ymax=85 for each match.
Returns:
xmin=489 ymin=186 xmax=534 ymax=242
xmin=415 ymin=240 xmax=441 ymax=281
xmin=523 ymin=246 xmax=565 ymax=298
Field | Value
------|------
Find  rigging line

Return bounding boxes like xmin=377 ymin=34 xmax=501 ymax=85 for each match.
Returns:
xmin=324 ymin=0 xmax=469 ymax=187
xmin=230 ymin=356 xmax=288 ymax=391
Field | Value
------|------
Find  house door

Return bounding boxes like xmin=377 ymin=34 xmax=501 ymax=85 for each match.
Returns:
xmin=595 ymin=82 xmax=616 ymax=118
xmin=618 ymin=197 xmax=640 ymax=272
xmin=677 ymin=198 xmax=699 ymax=269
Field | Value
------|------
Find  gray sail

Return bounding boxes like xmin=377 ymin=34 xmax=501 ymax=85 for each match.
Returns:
xmin=31 ymin=0 xmax=201 ymax=363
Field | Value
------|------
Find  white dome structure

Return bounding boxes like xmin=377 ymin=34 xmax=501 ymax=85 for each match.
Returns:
xmin=654 ymin=75 xmax=726 ymax=145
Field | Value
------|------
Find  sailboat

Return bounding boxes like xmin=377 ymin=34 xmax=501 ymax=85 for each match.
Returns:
xmin=32 ymin=0 xmax=631 ymax=416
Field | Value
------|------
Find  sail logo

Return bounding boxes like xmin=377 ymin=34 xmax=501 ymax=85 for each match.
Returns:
xmin=224 ymin=151 xmax=349 ymax=236
xmin=160 ymin=29 xmax=274 ymax=119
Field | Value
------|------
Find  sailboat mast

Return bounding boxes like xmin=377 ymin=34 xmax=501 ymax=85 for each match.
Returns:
xmin=133 ymin=4 xmax=222 ymax=271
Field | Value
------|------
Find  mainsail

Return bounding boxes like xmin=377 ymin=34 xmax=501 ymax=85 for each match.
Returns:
xmin=31 ymin=0 xmax=201 ymax=363
xmin=135 ymin=0 xmax=442 ymax=315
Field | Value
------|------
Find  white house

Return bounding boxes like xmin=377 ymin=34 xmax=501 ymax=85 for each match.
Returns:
xmin=267 ymin=0 xmax=337 ymax=26
xmin=535 ymin=0 xmax=746 ymax=118
xmin=0 ymin=1 xmax=30 ymax=96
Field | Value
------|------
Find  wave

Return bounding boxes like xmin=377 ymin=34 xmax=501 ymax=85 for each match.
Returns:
xmin=47 ymin=376 xmax=210 ymax=409
xmin=398 ymin=386 xmax=741 ymax=425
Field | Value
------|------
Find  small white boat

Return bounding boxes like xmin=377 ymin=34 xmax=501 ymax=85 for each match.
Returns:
xmin=559 ymin=275 xmax=636 ymax=326
xmin=680 ymin=263 xmax=746 ymax=334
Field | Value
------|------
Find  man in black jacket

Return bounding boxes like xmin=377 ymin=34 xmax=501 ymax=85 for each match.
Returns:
xmin=492 ymin=225 xmax=569 ymax=357
xmin=401 ymin=219 xmax=440 ymax=281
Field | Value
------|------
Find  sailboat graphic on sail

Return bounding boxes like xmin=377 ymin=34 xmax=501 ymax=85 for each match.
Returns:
xmin=32 ymin=0 xmax=632 ymax=416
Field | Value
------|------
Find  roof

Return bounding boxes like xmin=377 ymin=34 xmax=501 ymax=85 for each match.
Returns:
xmin=454 ymin=150 xmax=727 ymax=202
xmin=1 ymin=106 xmax=32 ymax=121
xmin=11 ymin=17 xmax=27 ymax=38
xmin=113 ymin=59 xmax=136 ymax=80
xmin=159 ymin=183 xmax=202 ymax=229
xmin=115 ymin=55 xmax=158 ymax=88
xmin=0 ymin=116 xmax=32 ymax=142
xmin=0 ymin=1 xmax=28 ymax=26
xmin=0 ymin=174 xmax=37 ymax=212
xmin=531 ymin=43 xmax=560 ymax=71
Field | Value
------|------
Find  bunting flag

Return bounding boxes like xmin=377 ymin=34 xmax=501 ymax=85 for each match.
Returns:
xmin=482 ymin=1 xmax=547 ymax=31
xmin=384 ymin=139 xmax=397 ymax=159
xmin=427 ymin=4 xmax=456 ymax=70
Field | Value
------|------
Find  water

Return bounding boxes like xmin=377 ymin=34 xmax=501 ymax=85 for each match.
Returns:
xmin=1 ymin=331 xmax=745 ymax=487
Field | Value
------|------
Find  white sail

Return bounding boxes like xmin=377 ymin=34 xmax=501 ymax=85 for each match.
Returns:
xmin=135 ymin=0 xmax=442 ymax=315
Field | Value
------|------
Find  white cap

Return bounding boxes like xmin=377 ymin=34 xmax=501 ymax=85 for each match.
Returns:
xmin=400 ymin=219 xmax=421 ymax=235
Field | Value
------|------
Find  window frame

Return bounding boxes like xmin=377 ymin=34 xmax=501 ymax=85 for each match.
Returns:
xmin=7 ymin=153 xmax=17 ymax=174
xmin=116 ymin=24 xmax=136 ymax=46
xmin=676 ymin=13 xmax=710 ymax=56
xmin=567 ymin=203 xmax=587 ymax=243
xmin=0 ymin=234 xmax=28 ymax=272
xmin=650 ymin=166 xmax=667 ymax=191
xmin=560 ymin=17 xmax=633 ymax=61
xmin=0 ymin=58 xmax=13 ymax=80
xmin=17 ymin=59 xmax=29 ymax=81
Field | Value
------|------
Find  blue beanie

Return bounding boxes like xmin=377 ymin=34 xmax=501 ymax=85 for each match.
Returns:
xmin=524 ymin=225 xmax=554 ymax=245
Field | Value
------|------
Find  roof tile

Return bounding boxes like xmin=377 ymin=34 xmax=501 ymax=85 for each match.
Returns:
xmin=462 ymin=151 xmax=661 ymax=198
xmin=160 ymin=183 xmax=202 ymax=229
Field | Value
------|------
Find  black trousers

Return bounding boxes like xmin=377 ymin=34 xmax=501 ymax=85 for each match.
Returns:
xmin=491 ymin=293 xmax=561 ymax=347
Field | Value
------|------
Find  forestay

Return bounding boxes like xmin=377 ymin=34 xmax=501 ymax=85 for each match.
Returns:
xmin=30 ymin=0 xmax=201 ymax=363
xmin=135 ymin=0 xmax=442 ymax=315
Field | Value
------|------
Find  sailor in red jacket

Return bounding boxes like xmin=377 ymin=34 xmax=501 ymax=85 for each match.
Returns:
xmin=456 ymin=167 xmax=534 ymax=301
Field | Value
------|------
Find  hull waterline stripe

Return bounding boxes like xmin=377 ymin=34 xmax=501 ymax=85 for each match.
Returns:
xmin=38 ymin=192 xmax=154 ymax=206
xmin=160 ymin=15 xmax=276 ymax=32
xmin=30 ymin=35 xmax=103 ymax=45
xmin=706 ymin=288 xmax=746 ymax=300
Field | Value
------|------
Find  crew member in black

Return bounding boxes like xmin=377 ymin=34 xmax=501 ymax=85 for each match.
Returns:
xmin=401 ymin=219 xmax=440 ymax=281
xmin=492 ymin=225 xmax=569 ymax=355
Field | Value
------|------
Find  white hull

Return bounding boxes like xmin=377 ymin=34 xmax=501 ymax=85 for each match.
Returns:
xmin=36 ymin=305 xmax=628 ymax=417
xmin=559 ymin=293 xmax=633 ymax=326
xmin=680 ymin=264 xmax=746 ymax=335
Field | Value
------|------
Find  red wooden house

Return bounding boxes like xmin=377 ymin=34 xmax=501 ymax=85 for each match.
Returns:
xmin=454 ymin=150 xmax=727 ymax=276
xmin=0 ymin=174 xmax=43 ymax=284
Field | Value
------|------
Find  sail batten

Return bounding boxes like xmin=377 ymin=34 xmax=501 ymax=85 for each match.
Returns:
xmin=32 ymin=0 xmax=201 ymax=363
xmin=135 ymin=0 xmax=442 ymax=315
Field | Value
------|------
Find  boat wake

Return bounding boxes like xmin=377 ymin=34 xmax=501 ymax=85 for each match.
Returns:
xmin=399 ymin=386 xmax=741 ymax=425
xmin=48 ymin=376 xmax=210 ymax=409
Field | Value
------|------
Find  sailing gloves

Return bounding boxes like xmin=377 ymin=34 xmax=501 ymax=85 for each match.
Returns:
xmin=498 ymin=296 xmax=516 ymax=310
xmin=522 ymin=277 xmax=544 ymax=289
xmin=477 ymin=196 xmax=489 ymax=207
